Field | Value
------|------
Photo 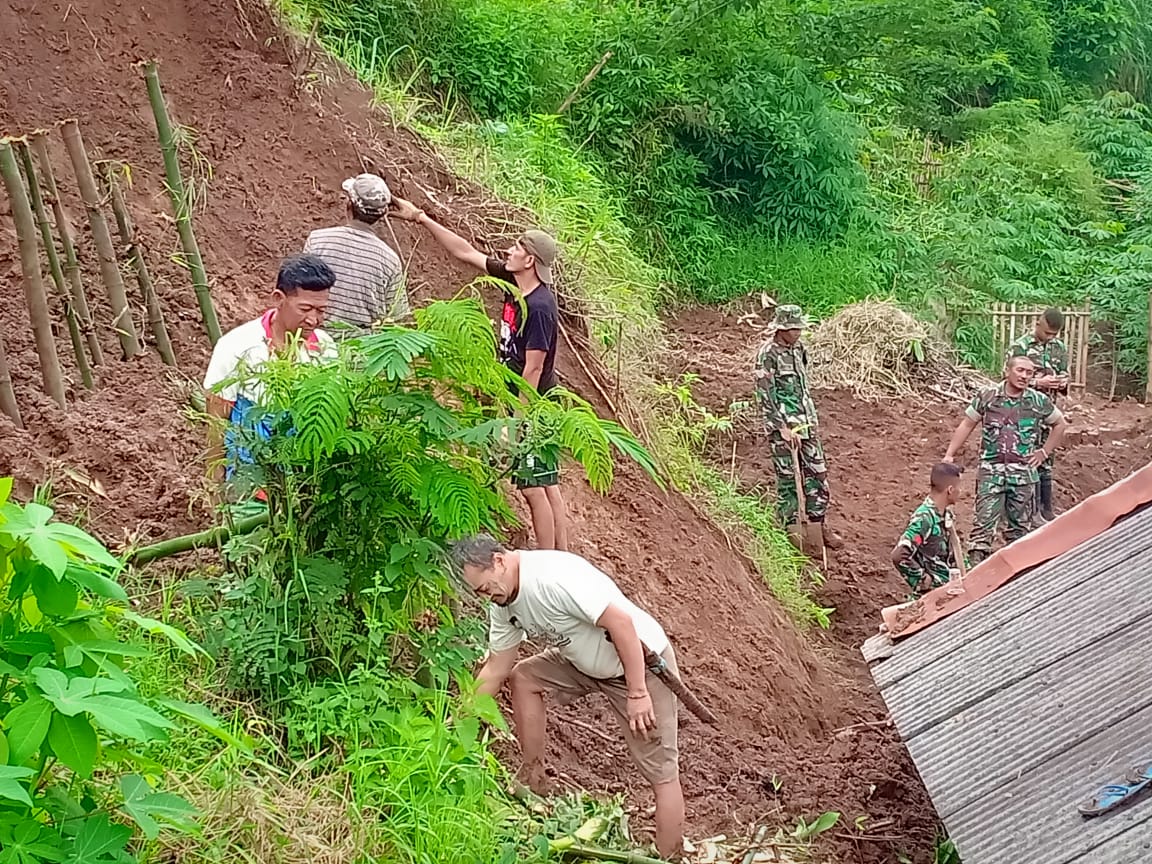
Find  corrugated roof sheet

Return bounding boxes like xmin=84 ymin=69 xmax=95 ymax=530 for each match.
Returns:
xmin=870 ymin=505 xmax=1152 ymax=864
xmin=878 ymin=462 xmax=1152 ymax=639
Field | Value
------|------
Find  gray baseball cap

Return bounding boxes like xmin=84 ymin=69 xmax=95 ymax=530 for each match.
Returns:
xmin=342 ymin=173 xmax=392 ymax=215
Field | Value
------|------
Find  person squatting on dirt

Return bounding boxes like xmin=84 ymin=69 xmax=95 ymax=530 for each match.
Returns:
xmin=1005 ymin=307 xmax=1070 ymax=523
xmin=944 ymin=355 xmax=1068 ymax=565
xmin=454 ymin=535 xmax=685 ymax=858
xmin=389 ymin=196 xmax=570 ymax=551
xmin=891 ymin=462 xmax=965 ymax=597
xmin=202 ymin=254 xmax=336 ymax=496
xmin=303 ymin=173 xmax=409 ymax=330
xmin=754 ymin=304 xmax=842 ymax=549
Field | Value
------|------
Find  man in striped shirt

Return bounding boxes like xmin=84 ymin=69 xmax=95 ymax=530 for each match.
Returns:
xmin=304 ymin=173 xmax=409 ymax=329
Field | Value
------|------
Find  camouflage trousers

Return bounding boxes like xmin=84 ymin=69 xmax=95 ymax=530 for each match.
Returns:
xmin=1036 ymin=425 xmax=1055 ymax=481
xmin=769 ymin=433 xmax=830 ymax=525
xmin=970 ymin=471 xmax=1036 ymax=555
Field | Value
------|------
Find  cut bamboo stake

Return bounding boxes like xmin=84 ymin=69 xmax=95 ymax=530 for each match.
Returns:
xmin=17 ymin=140 xmax=94 ymax=390
xmin=127 ymin=511 xmax=270 ymax=565
xmin=60 ymin=120 xmax=142 ymax=359
xmin=0 ymin=331 xmax=21 ymax=428
xmin=0 ymin=139 xmax=67 ymax=408
xmin=29 ymin=131 xmax=104 ymax=367
xmin=142 ymin=60 xmax=221 ymax=344
xmin=102 ymin=163 xmax=177 ymax=366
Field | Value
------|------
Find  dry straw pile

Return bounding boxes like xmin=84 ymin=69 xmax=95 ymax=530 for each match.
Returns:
xmin=804 ymin=299 xmax=990 ymax=401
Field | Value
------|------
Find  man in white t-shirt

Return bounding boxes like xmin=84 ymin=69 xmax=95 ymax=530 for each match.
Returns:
xmin=202 ymin=254 xmax=337 ymax=491
xmin=453 ymin=534 xmax=684 ymax=858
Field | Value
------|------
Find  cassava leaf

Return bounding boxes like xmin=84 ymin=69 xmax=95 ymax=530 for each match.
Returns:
xmin=64 ymin=814 xmax=131 ymax=864
xmin=5 ymin=695 xmax=52 ymax=764
xmin=154 ymin=698 xmax=254 ymax=754
xmin=47 ymin=712 xmax=97 ymax=779
xmin=117 ymin=611 xmax=207 ymax=657
xmin=119 ymin=775 xmax=198 ymax=839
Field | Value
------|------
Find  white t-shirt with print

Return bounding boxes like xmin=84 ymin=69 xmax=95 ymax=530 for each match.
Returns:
xmin=488 ymin=550 xmax=669 ymax=680
xmin=202 ymin=313 xmax=336 ymax=406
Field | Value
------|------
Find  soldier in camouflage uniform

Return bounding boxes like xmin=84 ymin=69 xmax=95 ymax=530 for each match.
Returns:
xmin=1006 ymin=307 xmax=1069 ymax=522
xmin=754 ymin=305 xmax=842 ymax=548
xmin=892 ymin=463 xmax=965 ymax=597
xmin=944 ymin=355 xmax=1068 ymax=564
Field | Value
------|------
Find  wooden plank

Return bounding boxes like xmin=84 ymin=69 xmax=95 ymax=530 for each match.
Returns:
xmin=903 ymin=614 xmax=1152 ymax=819
xmin=946 ymin=701 xmax=1152 ymax=864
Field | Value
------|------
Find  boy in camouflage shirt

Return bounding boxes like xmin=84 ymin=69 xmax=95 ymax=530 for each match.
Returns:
xmin=754 ymin=304 xmax=841 ymax=548
xmin=944 ymin=355 xmax=1068 ymax=563
xmin=892 ymin=463 xmax=965 ymax=596
xmin=1005 ymin=307 xmax=1069 ymax=522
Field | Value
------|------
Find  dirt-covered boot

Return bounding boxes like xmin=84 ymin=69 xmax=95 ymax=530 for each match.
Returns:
xmin=1039 ymin=476 xmax=1055 ymax=522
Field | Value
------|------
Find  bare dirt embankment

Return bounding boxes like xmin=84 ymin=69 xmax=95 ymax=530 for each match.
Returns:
xmin=0 ymin=1 xmax=985 ymax=860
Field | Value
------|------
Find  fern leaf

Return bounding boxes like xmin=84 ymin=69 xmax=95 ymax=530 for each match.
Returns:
xmin=291 ymin=373 xmax=350 ymax=460
xmin=600 ymin=419 xmax=665 ymax=490
xmin=361 ymin=328 xmax=436 ymax=381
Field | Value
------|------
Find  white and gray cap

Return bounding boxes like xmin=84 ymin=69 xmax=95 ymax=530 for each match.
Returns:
xmin=342 ymin=173 xmax=392 ymax=216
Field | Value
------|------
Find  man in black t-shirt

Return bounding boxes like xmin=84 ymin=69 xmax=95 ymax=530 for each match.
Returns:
xmin=390 ymin=197 xmax=569 ymax=551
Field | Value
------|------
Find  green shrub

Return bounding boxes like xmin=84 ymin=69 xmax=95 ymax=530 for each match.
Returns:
xmin=0 ymin=479 xmax=234 ymax=862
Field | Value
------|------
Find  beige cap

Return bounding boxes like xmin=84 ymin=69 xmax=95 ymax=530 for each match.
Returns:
xmin=520 ymin=229 xmax=557 ymax=284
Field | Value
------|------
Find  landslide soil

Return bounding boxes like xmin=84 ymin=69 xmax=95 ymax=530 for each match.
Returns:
xmin=666 ymin=305 xmax=1152 ymax=654
xmin=0 ymin=1 xmax=1103 ymax=861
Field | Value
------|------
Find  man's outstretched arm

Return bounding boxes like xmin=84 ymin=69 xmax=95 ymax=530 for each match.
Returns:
xmin=391 ymin=196 xmax=488 ymax=272
xmin=944 ymin=416 xmax=978 ymax=463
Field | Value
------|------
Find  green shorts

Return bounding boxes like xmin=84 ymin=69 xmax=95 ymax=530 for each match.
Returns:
xmin=512 ymin=448 xmax=560 ymax=490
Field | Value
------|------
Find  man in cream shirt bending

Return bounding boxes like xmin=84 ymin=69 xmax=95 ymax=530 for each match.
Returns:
xmin=452 ymin=535 xmax=684 ymax=858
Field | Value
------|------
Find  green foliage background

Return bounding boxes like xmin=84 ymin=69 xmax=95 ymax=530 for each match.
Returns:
xmin=285 ymin=0 xmax=1152 ymax=376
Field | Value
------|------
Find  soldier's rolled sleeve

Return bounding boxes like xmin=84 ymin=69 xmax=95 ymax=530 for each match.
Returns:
xmin=1044 ymin=405 xmax=1064 ymax=426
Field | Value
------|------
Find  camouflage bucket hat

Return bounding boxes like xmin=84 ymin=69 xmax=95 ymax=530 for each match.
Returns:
xmin=774 ymin=304 xmax=809 ymax=331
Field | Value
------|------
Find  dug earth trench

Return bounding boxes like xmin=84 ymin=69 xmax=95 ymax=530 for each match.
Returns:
xmin=2 ymin=0 xmax=1125 ymax=861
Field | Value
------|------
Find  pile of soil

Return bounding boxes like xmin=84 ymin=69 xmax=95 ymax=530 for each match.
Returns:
xmin=0 ymin=2 xmax=937 ymax=861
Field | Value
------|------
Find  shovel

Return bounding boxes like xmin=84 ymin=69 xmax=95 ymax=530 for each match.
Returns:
xmin=946 ymin=521 xmax=968 ymax=597
xmin=789 ymin=445 xmax=828 ymax=569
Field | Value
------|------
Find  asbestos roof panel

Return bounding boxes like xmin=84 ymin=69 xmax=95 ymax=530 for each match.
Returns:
xmin=873 ymin=510 xmax=1152 ymax=690
xmin=869 ymin=505 xmax=1152 ymax=864
xmin=881 ymin=550 xmax=1152 ymax=737
xmin=905 ymin=612 xmax=1152 ymax=818
xmin=946 ymin=702 xmax=1152 ymax=864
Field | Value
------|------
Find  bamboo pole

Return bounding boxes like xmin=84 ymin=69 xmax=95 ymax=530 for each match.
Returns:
xmin=29 ymin=131 xmax=104 ymax=368
xmin=102 ymin=163 xmax=177 ymax=366
xmin=17 ymin=140 xmax=94 ymax=390
xmin=142 ymin=60 xmax=221 ymax=345
xmin=1079 ymin=308 xmax=1089 ymax=389
xmin=0 ymin=139 xmax=67 ymax=408
xmin=60 ymin=120 xmax=142 ymax=360
xmin=127 ymin=511 xmax=269 ymax=565
xmin=0 ymin=332 xmax=21 ymax=428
